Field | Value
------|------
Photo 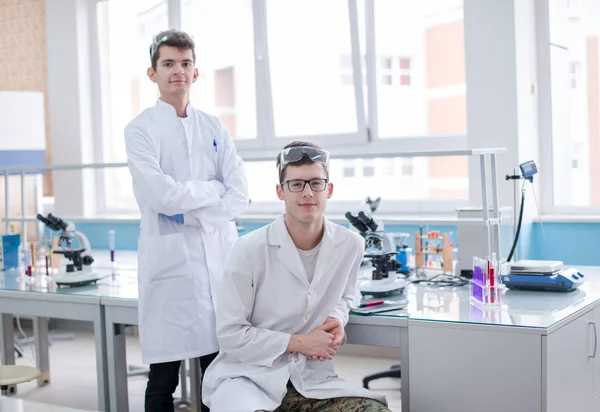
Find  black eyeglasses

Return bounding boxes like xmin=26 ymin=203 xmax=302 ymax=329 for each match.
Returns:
xmin=281 ymin=178 xmax=329 ymax=193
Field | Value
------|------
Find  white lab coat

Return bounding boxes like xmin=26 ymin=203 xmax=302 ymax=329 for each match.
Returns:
xmin=124 ymin=99 xmax=249 ymax=364
xmin=202 ymin=215 xmax=387 ymax=412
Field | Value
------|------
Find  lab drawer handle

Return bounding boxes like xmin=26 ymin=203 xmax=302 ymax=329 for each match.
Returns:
xmin=590 ymin=321 xmax=597 ymax=358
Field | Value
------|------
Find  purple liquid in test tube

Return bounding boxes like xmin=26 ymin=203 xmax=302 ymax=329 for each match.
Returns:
xmin=109 ymin=230 xmax=115 ymax=263
xmin=472 ymin=282 xmax=484 ymax=303
xmin=473 ymin=257 xmax=484 ymax=285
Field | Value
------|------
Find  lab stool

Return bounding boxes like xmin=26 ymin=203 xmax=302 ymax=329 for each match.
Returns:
xmin=362 ymin=364 xmax=401 ymax=389
xmin=0 ymin=365 xmax=41 ymax=396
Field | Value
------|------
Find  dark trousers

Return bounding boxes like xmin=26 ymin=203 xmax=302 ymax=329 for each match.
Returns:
xmin=145 ymin=352 xmax=218 ymax=412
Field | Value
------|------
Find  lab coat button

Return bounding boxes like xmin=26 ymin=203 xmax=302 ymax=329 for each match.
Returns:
xmin=308 ymin=288 xmax=314 ymax=295
xmin=305 ymin=313 xmax=311 ymax=321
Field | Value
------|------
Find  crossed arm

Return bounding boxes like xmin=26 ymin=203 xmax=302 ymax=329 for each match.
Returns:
xmin=124 ymin=121 xmax=249 ymax=225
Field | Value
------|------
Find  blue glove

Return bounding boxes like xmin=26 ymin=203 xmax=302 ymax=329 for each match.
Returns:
xmin=163 ymin=214 xmax=184 ymax=224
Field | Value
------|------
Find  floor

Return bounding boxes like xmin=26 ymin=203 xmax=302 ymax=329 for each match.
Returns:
xmin=10 ymin=329 xmax=402 ymax=411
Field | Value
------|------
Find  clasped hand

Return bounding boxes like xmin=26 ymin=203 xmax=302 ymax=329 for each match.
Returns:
xmin=301 ymin=317 xmax=344 ymax=362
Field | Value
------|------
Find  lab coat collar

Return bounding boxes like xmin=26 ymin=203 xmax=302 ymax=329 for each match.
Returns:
xmin=155 ymin=98 xmax=193 ymax=118
xmin=269 ymin=214 xmax=346 ymax=286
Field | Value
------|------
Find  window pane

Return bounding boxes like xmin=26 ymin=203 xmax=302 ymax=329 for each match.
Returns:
xmin=182 ymin=0 xmax=257 ymax=139
xmin=374 ymin=0 xmax=466 ymax=138
xmin=381 ymin=56 xmax=393 ymax=70
xmin=330 ymin=157 xmax=468 ymax=201
xmin=549 ymin=0 xmax=600 ymax=206
xmin=245 ymin=156 xmax=469 ymax=203
xmin=97 ymin=0 xmax=167 ymax=212
xmin=266 ymin=0 xmax=358 ymax=136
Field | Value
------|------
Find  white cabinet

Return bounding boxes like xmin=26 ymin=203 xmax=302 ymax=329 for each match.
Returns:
xmin=593 ymin=307 xmax=600 ymax=398
xmin=409 ymin=307 xmax=600 ymax=412
xmin=546 ymin=310 xmax=594 ymax=412
xmin=409 ymin=322 xmax=543 ymax=412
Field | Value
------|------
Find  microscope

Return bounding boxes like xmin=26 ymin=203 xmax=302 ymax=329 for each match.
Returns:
xmin=346 ymin=211 xmax=406 ymax=297
xmin=37 ymin=213 xmax=103 ymax=287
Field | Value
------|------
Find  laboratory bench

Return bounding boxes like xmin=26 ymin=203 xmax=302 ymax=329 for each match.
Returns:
xmin=1 ymin=251 xmax=600 ymax=412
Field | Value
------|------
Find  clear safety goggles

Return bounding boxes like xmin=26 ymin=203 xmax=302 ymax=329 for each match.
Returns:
xmin=149 ymin=34 xmax=169 ymax=62
xmin=279 ymin=146 xmax=330 ymax=172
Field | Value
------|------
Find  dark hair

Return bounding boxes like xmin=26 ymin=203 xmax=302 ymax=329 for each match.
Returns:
xmin=276 ymin=141 xmax=329 ymax=183
xmin=149 ymin=30 xmax=196 ymax=71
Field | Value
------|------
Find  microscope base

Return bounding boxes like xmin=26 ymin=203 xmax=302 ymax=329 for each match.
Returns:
xmin=358 ymin=278 xmax=406 ymax=298
xmin=55 ymin=271 xmax=105 ymax=287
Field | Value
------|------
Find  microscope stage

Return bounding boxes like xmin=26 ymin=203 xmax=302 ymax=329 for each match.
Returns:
xmin=55 ymin=271 xmax=106 ymax=287
xmin=359 ymin=278 xmax=406 ymax=297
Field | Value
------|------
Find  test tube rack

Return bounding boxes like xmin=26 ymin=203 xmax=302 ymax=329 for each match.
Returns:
xmin=470 ymin=256 xmax=503 ymax=306
xmin=414 ymin=231 xmax=453 ymax=273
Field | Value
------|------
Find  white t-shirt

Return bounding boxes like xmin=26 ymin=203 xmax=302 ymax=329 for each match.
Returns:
xmin=297 ymin=243 xmax=321 ymax=283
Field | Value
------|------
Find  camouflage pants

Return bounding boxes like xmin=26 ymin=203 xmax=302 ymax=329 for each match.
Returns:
xmin=266 ymin=382 xmax=391 ymax=412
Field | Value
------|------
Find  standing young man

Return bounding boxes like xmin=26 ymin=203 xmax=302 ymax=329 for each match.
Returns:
xmin=124 ymin=30 xmax=249 ymax=412
xmin=202 ymin=142 xmax=389 ymax=411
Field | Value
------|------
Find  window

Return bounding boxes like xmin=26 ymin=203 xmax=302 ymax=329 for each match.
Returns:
xmin=382 ymin=158 xmax=395 ymax=177
xmin=569 ymin=61 xmax=580 ymax=88
xmin=342 ymin=160 xmax=356 ymax=178
xmin=244 ymin=155 xmax=468 ymax=215
xmin=95 ymin=0 xmax=469 ymax=214
xmin=97 ymin=0 xmax=168 ymax=212
xmin=374 ymin=0 xmax=466 ymax=139
xmin=340 ymin=54 xmax=365 ymax=86
xmin=548 ymin=0 xmax=599 ymax=207
xmin=266 ymin=0 xmax=359 ymax=137
xmin=331 ymin=156 xmax=467 ymax=203
xmin=182 ymin=0 xmax=257 ymax=139
xmin=379 ymin=56 xmax=412 ymax=86
xmin=362 ymin=159 xmax=375 ymax=177
xmin=567 ymin=0 xmax=582 ymax=18
xmin=402 ymin=158 xmax=414 ymax=176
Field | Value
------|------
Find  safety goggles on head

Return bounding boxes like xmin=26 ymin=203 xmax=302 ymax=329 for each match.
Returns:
xmin=279 ymin=146 xmax=330 ymax=172
xmin=149 ymin=34 xmax=169 ymax=62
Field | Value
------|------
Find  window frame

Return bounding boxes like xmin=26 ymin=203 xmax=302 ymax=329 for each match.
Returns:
xmin=536 ymin=0 xmax=600 ymax=216
xmin=93 ymin=0 xmax=469 ymax=216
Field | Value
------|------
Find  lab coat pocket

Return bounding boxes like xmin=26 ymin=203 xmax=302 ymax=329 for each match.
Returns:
xmin=197 ymin=143 xmax=218 ymax=180
xmin=145 ymin=232 xmax=191 ymax=282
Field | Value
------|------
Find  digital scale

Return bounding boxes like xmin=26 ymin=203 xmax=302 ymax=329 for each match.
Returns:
xmin=499 ymin=161 xmax=585 ymax=294
xmin=502 ymin=260 xmax=585 ymax=292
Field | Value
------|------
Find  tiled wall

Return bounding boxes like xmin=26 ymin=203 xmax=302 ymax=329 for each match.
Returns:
xmin=0 ymin=0 xmax=51 ymax=192
xmin=0 ymin=0 xmax=50 ymax=239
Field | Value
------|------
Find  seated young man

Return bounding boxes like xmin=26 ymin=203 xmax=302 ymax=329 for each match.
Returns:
xmin=202 ymin=142 xmax=390 ymax=412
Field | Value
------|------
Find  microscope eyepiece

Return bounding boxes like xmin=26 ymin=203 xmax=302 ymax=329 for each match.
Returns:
xmin=37 ymin=213 xmax=68 ymax=232
xmin=357 ymin=211 xmax=378 ymax=232
xmin=345 ymin=212 xmax=369 ymax=233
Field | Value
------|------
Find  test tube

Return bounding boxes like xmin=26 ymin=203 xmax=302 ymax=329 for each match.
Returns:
xmin=489 ymin=254 xmax=495 ymax=303
xmin=109 ymin=230 xmax=115 ymax=264
xmin=25 ymin=246 xmax=32 ymax=277
xmin=472 ymin=257 xmax=482 ymax=285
